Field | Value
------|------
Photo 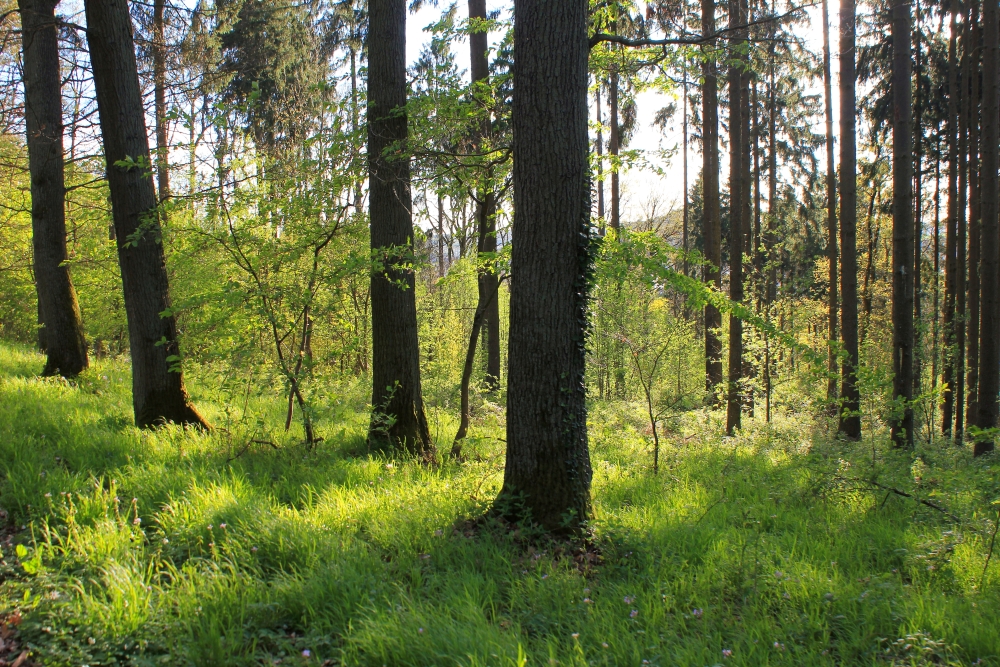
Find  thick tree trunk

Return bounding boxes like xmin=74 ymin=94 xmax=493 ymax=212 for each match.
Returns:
xmin=966 ymin=3 xmax=981 ymax=432
xmin=838 ymin=0 xmax=861 ymax=439
xmin=497 ymin=0 xmax=592 ymax=533
xmin=726 ymin=0 xmax=748 ymax=435
xmin=975 ymin=0 xmax=998 ymax=455
xmin=366 ymin=0 xmax=432 ymax=454
xmin=19 ymin=0 xmax=88 ymax=378
xmin=943 ymin=4 xmax=959 ymax=435
xmin=822 ymin=0 xmax=838 ymax=402
xmin=702 ymin=0 xmax=723 ymax=400
xmin=153 ymin=0 xmax=169 ymax=206
xmin=890 ymin=0 xmax=915 ymax=447
xmin=912 ymin=1 xmax=923 ymax=404
xmin=84 ymin=0 xmax=207 ymax=428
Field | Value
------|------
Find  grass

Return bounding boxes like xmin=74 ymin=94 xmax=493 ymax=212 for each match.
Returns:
xmin=0 ymin=342 xmax=998 ymax=666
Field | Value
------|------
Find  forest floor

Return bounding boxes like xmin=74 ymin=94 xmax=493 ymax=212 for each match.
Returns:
xmin=0 ymin=344 xmax=998 ymax=666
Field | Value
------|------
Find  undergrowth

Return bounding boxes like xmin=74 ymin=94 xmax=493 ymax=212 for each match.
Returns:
xmin=0 ymin=344 xmax=998 ymax=666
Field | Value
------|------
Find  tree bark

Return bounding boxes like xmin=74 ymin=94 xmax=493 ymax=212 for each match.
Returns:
xmin=610 ymin=56 xmax=621 ymax=232
xmin=366 ymin=0 xmax=432 ymax=454
xmin=912 ymin=0 xmax=923 ymax=403
xmin=954 ymin=6 xmax=970 ymax=441
xmin=943 ymin=1 xmax=959 ymax=435
xmin=890 ymin=0 xmax=915 ymax=447
xmin=975 ymin=0 xmax=998 ymax=455
xmin=497 ymin=0 xmax=592 ymax=533
xmin=822 ymin=0 xmax=838 ymax=402
xmin=966 ymin=0 xmax=981 ymax=433
xmin=596 ymin=85 xmax=605 ymax=231
xmin=20 ymin=0 xmax=88 ymax=378
xmin=84 ymin=0 xmax=206 ymax=428
xmin=726 ymin=0 xmax=748 ymax=435
xmin=838 ymin=0 xmax=861 ymax=439
xmin=702 ymin=0 xmax=723 ymax=400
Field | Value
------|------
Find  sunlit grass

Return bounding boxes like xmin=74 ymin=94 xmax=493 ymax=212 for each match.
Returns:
xmin=0 ymin=343 xmax=998 ymax=666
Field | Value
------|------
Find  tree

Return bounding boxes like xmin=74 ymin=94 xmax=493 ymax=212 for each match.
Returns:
xmin=975 ymin=0 xmax=998 ymax=455
xmin=965 ymin=0 xmax=981 ymax=432
xmin=367 ymin=0 xmax=433 ymax=454
xmin=821 ymin=0 xmax=837 ymax=402
xmin=726 ymin=0 xmax=748 ymax=435
xmin=702 ymin=0 xmax=723 ymax=400
xmin=890 ymin=0 xmax=914 ymax=447
xmin=19 ymin=0 xmax=88 ymax=377
xmin=496 ymin=0 xmax=591 ymax=533
xmin=152 ymin=0 xmax=169 ymax=206
xmin=837 ymin=0 xmax=861 ymax=439
xmin=942 ymin=0 xmax=959 ymax=435
xmin=84 ymin=0 xmax=208 ymax=428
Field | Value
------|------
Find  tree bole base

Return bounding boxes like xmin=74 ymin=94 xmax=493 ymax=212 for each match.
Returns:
xmin=136 ymin=390 xmax=211 ymax=430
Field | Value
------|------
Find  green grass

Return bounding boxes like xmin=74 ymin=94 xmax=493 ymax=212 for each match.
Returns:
xmin=0 ymin=343 xmax=998 ymax=666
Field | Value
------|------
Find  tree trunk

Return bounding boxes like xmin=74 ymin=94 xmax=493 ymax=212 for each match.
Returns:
xmin=822 ymin=0 xmax=838 ymax=402
xmin=85 ymin=0 xmax=207 ymax=428
xmin=966 ymin=1 xmax=981 ymax=433
xmin=726 ymin=0 xmax=748 ymax=435
xmin=975 ymin=0 xmax=998 ymax=455
xmin=453 ymin=0 xmax=499 ymax=454
xmin=366 ymin=0 xmax=432 ymax=454
xmin=596 ymin=85 xmax=605 ymax=231
xmin=912 ymin=0 xmax=923 ymax=404
xmin=838 ymin=0 xmax=861 ymax=439
xmin=497 ymin=0 xmax=591 ymax=533
xmin=702 ymin=0 xmax=723 ymax=400
xmin=610 ymin=60 xmax=620 ymax=232
xmin=890 ymin=0 xmax=915 ymax=447
xmin=153 ymin=0 xmax=169 ymax=207
xmin=942 ymin=2 xmax=959 ymax=435
xmin=20 ymin=0 xmax=88 ymax=378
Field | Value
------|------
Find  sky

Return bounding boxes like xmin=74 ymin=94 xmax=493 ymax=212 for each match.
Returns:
xmin=405 ymin=2 xmax=836 ymax=222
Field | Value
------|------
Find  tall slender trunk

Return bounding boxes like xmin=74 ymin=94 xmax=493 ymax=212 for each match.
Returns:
xmin=610 ymin=50 xmax=620 ymax=232
xmin=682 ymin=71 xmax=689 ymax=276
xmin=822 ymin=0 xmax=838 ymax=402
xmin=84 ymin=0 xmax=207 ymax=428
xmin=20 ymin=0 xmax=88 ymax=377
xmin=955 ymin=47 xmax=968 ymax=441
xmin=498 ymin=0 xmax=592 ymax=533
xmin=764 ymin=24 xmax=778 ymax=422
xmin=966 ymin=1 xmax=981 ymax=431
xmin=153 ymin=0 xmax=169 ymax=207
xmin=943 ymin=2 xmax=960 ymax=435
xmin=702 ymin=0 xmax=723 ymax=399
xmin=975 ymin=0 xmax=999 ymax=455
xmin=912 ymin=0 xmax=923 ymax=405
xmin=454 ymin=0 xmax=499 ymax=452
xmin=932 ymin=141 xmax=940 ymax=433
xmin=838 ymin=0 xmax=861 ymax=438
xmin=367 ymin=0 xmax=432 ymax=454
xmin=890 ymin=0 xmax=915 ymax=447
xmin=726 ymin=0 xmax=748 ymax=435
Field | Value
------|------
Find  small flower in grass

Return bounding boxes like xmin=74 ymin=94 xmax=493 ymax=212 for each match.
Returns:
xmin=774 ymin=571 xmax=783 ymax=579
xmin=207 ymin=524 xmax=213 ymax=530
xmin=434 ymin=529 xmax=443 ymax=536
xmin=722 ymin=649 xmax=733 ymax=658
xmin=623 ymin=596 xmax=635 ymax=604
xmin=301 ymin=649 xmax=311 ymax=658
xmin=692 ymin=608 xmax=703 ymax=618
xmin=219 ymin=523 xmax=227 ymax=530
xmin=583 ymin=598 xmax=592 ymax=604
xmin=133 ymin=517 xmax=141 ymax=525
xmin=541 ymin=574 xmax=549 ymax=580
xmin=162 ymin=538 xmax=169 ymax=544
xmin=417 ymin=628 xmax=424 ymax=634
xmin=251 ymin=546 xmax=258 ymax=552
xmin=583 ymin=588 xmax=590 ymax=594
xmin=602 ymin=643 xmax=609 ymax=648
xmin=571 ymin=633 xmax=579 ymax=639
xmin=773 ymin=641 xmax=785 ymax=651
xmin=630 ymin=609 xmax=638 ymax=618
xmin=208 ymin=542 xmax=215 ymax=548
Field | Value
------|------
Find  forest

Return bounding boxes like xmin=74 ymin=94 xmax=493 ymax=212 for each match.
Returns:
xmin=0 ymin=0 xmax=997 ymax=663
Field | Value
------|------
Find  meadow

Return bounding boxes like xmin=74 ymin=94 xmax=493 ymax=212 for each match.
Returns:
xmin=0 ymin=343 xmax=997 ymax=666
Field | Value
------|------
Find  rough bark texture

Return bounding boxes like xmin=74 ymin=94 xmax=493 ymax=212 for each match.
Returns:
xmin=726 ymin=0 xmax=747 ymax=435
xmin=822 ymin=0 xmax=838 ymax=402
xmin=975 ymin=0 xmax=999 ymax=455
xmin=966 ymin=2 xmax=981 ymax=432
xmin=609 ymin=65 xmax=620 ymax=232
xmin=942 ymin=3 xmax=959 ymax=436
xmin=20 ymin=0 xmax=88 ymax=378
xmin=497 ymin=0 xmax=592 ymax=533
xmin=84 ymin=0 xmax=207 ymax=429
xmin=890 ymin=0 xmax=914 ymax=447
xmin=702 ymin=0 xmax=723 ymax=400
xmin=837 ymin=0 xmax=861 ymax=439
xmin=366 ymin=0 xmax=432 ymax=454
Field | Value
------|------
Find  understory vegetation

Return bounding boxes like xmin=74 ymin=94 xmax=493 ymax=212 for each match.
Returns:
xmin=0 ymin=344 xmax=997 ymax=666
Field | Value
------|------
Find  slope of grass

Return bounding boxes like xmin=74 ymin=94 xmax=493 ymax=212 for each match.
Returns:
xmin=0 ymin=343 xmax=998 ymax=666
